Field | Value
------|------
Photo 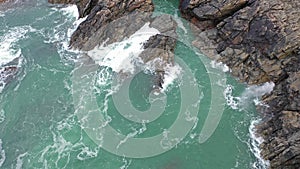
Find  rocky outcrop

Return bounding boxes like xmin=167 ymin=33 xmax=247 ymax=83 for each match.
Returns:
xmin=181 ymin=0 xmax=300 ymax=168
xmin=66 ymin=0 xmax=154 ymax=50
xmin=48 ymin=0 xmax=177 ymax=89
xmin=140 ymin=14 xmax=177 ymax=89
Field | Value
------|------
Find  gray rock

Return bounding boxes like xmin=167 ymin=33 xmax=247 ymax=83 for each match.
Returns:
xmin=180 ymin=0 xmax=300 ymax=168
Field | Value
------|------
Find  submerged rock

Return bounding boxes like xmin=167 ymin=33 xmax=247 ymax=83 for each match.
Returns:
xmin=0 ymin=66 xmax=18 ymax=92
xmin=181 ymin=0 xmax=300 ymax=168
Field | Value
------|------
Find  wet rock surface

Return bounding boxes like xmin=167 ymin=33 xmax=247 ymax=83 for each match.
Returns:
xmin=0 ymin=65 xmax=18 ymax=92
xmin=181 ymin=0 xmax=300 ymax=168
xmin=0 ymin=66 xmax=18 ymax=83
xmin=141 ymin=15 xmax=177 ymax=89
xmin=48 ymin=0 xmax=177 ymax=89
xmin=68 ymin=0 xmax=154 ymax=50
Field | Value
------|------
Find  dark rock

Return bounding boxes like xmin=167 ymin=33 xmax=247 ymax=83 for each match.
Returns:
xmin=140 ymin=15 xmax=177 ymax=89
xmin=0 ymin=66 xmax=18 ymax=91
xmin=68 ymin=0 xmax=154 ymax=50
xmin=49 ymin=0 xmax=177 ymax=90
xmin=181 ymin=0 xmax=300 ymax=168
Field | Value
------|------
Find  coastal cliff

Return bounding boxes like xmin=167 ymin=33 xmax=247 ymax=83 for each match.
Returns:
xmin=180 ymin=0 xmax=300 ymax=168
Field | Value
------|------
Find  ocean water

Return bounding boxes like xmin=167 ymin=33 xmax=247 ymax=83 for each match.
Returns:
xmin=0 ymin=0 xmax=271 ymax=168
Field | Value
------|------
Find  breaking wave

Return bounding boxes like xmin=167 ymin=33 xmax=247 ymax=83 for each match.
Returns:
xmin=249 ymin=119 xmax=270 ymax=169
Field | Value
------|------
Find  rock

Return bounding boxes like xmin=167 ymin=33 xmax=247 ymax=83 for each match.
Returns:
xmin=49 ymin=0 xmax=177 ymax=90
xmin=287 ymin=72 xmax=300 ymax=111
xmin=68 ymin=0 xmax=154 ymax=50
xmin=140 ymin=15 xmax=177 ymax=89
xmin=181 ymin=0 xmax=300 ymax=168
xmin=0 ymin=66 xmax=18 ymax=91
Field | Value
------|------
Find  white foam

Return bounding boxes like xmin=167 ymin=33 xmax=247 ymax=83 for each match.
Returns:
xmin=67 ymin=16 xmax=87 ymax=41
xmin=249 ymin=119 xmax=270 ymax=169
xmin=45 ymin=4 xmax=85 ymax=58
xmin=120 ymin=158 xmax=132 ymax=169
xmin=224 ymin=82 xmax=275 ymax=110
xmin=0 ymin=139 xmax=5 ymax=168
xmin=224 ymin=85 xmax=240 ymax=110
xmin=60 ymin=5 xmax=79 ymax=19
xmin=161 ymin=63 xmax=182 ymax=91
xmin=0 ymin=26 xmax=29 ymax=66
xmin=160 ymin=129 xmax=181 ymax=150
xmin=64 ymin=5 xmax=87 ymax=52
xmin=116 ymin=123 xmax=147 ymax=149
xmin=38 ymin=130 xmax=74 ymax=168
xmin=0 ymin=109 xmax=5 ymax=123
xmin=241 ymin=82 xmax=274 ymax=100
xmin=239 ymin=82 xmax=275 ymax=107
xmin=88 ymin=22 xmax=160 ymax=74
xmin=211 ymin=60 xmax=230 ymax=72
xmin=15 ymin=152 xmax=28 ymax=169
xmin=76 ymin=146 xmax=99 ymax=161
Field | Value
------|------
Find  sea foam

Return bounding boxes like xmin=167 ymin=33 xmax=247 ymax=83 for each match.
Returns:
xmin=0 ymin=139 xmax=5 ymax=168
xmin=211 ymin=60 xmax=230 ymax=72
xmin=161 ymin=63 xmax=182 ymax=91
xmin=249 ymin=119 xmax=270 ymax=169
xmin=15 ymin=152 xmax=28 ymax=169
xmin=0 ymin=26 xmax=32 ymax=93
xmin=0 ymin=26 xmax=29 ymax=66
xmin=0 ymin=109 xmax=5 ymax=123
xmin=88 ymin=22 xmax=160 ymax=74
xmin=240 ymin=82 xmax=274 ymax=104
xmin=224 ymin=82 xmax=275 ymax=110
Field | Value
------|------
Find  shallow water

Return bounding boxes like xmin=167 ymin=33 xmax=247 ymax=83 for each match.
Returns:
xmin=0 ymin=0 xmax=267 ymax=168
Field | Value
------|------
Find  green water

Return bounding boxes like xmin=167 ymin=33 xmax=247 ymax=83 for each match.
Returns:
xmin=0 ymin=0 xmax=261 ymax=168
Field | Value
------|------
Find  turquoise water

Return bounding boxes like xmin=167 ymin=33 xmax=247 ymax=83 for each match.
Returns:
xmin=0 ymin=1 xmax=263 ymax=168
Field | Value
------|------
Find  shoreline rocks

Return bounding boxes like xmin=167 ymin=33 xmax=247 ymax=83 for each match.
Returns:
xmin=49 ymin=0 xmax=177 ymax=89
xmin=180 ymin=0 xmax=300 ymax=168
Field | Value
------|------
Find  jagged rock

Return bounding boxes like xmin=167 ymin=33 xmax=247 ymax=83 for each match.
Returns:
xmin=68 ymin=0 xmax=154 ymax=50
xmin=181 ymin=0 xmax=300 ymax=168
xmin=48 ymin=0 xmax=176 ymax=90
xmin=139 ymin=15 xmax=177 ymax=89
xmin=287 ymin=72 xmax=300 ymax=111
